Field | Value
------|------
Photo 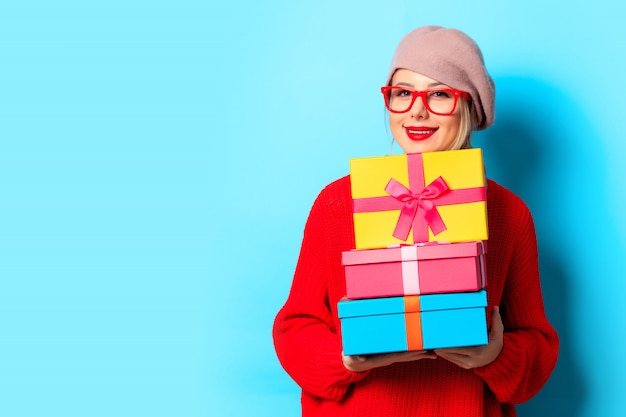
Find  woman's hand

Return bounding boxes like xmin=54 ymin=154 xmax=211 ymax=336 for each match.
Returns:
xmin=434 ymin=305 xmax=504 ymax=369
xmin=343 ymin=349 xmax=437 ymax=372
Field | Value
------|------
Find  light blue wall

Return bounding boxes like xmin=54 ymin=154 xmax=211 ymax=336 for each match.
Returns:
xmin=1 ymin=1 xmax=624 ymax=416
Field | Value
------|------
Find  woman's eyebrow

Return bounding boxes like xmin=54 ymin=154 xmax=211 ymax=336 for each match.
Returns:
xmin=393 ymin=81 xmax=447 ymax=89
xmin=394 ymin=81 xmax=414 ymax=87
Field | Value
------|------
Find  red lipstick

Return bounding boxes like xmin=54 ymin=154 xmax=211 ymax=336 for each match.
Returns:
xmin=405 ymin=126 xmax=438 ymax=141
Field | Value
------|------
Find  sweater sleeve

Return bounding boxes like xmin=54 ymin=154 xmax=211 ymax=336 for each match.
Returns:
xmin=272 ymin=178 xmax=368 ymax=401
xmin=473 ymin=196 xmax=559 ymax=404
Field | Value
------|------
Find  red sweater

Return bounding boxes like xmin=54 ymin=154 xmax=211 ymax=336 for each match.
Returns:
xmin=273 ymin=176 xmax=559 ymax=417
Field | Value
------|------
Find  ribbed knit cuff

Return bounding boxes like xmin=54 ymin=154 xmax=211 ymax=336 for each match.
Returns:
xmin=307 ymin=345 xmax=370 ymax=401
xmin=472 ymin=334 xmax=527 ymax=403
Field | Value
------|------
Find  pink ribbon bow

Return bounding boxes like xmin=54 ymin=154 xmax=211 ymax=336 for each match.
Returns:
xmin=385 ymin=176 xmax=449 ymax=241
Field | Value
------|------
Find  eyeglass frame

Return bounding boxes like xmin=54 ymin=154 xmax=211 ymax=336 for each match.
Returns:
xmin=380 ymin=86 xmax=471 ymax=115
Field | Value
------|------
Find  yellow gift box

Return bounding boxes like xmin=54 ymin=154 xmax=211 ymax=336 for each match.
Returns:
xmin=350 ymin=149 xmax=488 ymax=249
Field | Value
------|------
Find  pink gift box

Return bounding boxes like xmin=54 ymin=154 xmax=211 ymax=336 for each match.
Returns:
xmin=342 ymin=241 xmax=486 ymax=299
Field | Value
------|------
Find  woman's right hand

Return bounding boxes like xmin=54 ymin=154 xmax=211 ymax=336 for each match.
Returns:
xmin=342 ymin=350 xmax=437 ymax=372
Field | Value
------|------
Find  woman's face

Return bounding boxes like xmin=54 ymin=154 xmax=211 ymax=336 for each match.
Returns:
xmin=388 ymin=69 xmax=462 ymax=154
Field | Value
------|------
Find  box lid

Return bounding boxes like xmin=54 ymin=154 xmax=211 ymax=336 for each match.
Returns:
xmin=420 ymin=290 xmax=487 ymax=312
xmin=342 ymin=241 xmax=486 ymax=266
xmin=338 ymin=290 xmax=487 ymax=318
xmin=338 ymin=296 xmax=408 ymax=318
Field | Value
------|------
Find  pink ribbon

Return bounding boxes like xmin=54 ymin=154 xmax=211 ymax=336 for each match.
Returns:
xmin=352 ymin=153 xmax=486 ymax=243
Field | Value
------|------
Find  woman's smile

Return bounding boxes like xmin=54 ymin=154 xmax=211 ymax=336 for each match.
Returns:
xmin=404 ymin=125 xmax=438 ymax=141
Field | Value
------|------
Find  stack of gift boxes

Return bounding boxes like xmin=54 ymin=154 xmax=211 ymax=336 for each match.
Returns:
xmin=338 ymin=149 xmax=490 ymax=355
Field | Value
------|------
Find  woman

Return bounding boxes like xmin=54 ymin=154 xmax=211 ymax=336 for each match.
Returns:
xmin=273 ymin=26 xmax=559 ymax=417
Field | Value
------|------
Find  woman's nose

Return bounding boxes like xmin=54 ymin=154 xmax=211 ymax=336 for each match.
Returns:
xmin=409 ymin=96 xmax=429 ymax=118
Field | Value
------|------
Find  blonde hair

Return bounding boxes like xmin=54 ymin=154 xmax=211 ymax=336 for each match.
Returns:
xmin=447 ymin=98 xmax=476 ymax=150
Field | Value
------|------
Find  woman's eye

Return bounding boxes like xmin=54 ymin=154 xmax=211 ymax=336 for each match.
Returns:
xmin=430 ymin=90 xmax=452 ymax=99
xmin=394 ymin=89 xmax=413 ymax=98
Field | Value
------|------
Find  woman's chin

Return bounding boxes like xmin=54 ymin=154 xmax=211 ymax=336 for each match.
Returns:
xmin=399 ymin=142 xmax=438 ymax=154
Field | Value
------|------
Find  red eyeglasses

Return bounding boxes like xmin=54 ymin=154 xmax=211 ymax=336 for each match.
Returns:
xmin=381 ymin=86 xmax=471 ymax=115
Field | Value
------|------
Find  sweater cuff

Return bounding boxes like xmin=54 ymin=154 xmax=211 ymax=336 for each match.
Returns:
xmin=314 ymin=347 xmax=370 ymax=400
xmin=472 ymin=334 xmax=526 ymax=402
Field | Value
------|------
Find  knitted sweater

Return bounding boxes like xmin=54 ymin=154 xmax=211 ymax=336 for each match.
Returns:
xmin=273 ymin=175 xmax=559 ymax=417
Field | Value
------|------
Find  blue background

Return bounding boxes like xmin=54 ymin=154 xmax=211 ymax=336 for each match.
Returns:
xmin=1 ymin=1 xmax=625 ymax=416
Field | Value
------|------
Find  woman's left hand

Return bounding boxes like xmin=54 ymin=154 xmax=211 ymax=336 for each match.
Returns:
xmin=434 ymin=305 xmax=504 ymax=369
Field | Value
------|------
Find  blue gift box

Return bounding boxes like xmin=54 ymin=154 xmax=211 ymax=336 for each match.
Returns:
xmin=338 ymin=290 xmax=488 ymax=355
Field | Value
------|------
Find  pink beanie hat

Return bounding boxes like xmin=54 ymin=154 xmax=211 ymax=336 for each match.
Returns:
xmin=386 ymin=26 xmax=495 ymax=130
